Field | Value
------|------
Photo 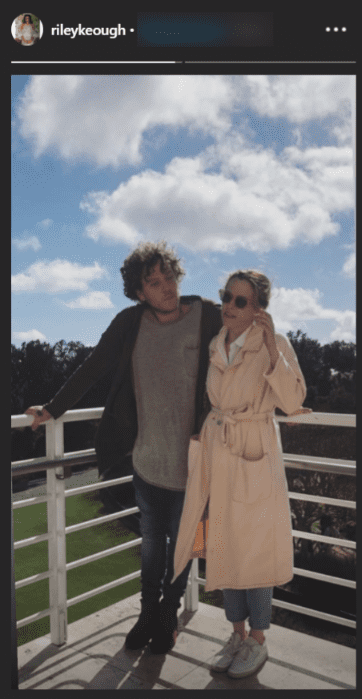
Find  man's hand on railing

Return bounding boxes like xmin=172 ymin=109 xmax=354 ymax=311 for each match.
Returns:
xmin=286 ymin=407 xmax=313 ymax=427
xmin=25 ymin=406 xmax=53 ymax=431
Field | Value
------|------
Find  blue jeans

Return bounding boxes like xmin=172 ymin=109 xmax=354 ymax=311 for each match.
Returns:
xmin=223 ymin=588 xmax=273 ymax=630
xmin=132 ymin=468 xmax=192 ymax=608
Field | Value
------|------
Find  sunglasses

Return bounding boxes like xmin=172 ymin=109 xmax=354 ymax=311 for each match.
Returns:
xmin=219 ymin=289 xmax=253 ymax=309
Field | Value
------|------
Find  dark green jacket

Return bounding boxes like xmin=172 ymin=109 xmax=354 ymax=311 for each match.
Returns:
xmin=44 ymin=296 xmax=222 ymax=478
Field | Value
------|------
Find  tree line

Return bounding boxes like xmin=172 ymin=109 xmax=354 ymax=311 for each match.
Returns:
xmin=11 ymin=329 xmax=356 ymax=421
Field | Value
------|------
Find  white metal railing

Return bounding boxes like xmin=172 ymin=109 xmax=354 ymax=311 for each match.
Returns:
xmin=11 ymin=408 xmax=356 ymax=650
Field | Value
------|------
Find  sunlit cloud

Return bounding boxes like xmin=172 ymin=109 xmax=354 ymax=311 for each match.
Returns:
xmin=341 ymin=251 xmax=355 ymax=280
xmin=17 ymin=75 xmax=234 ymax=167
xmin=243 ymin=75 xmax=353 ymax=123
xmin=329 ymin=311 xmax=355 ymax=342
xmin=12 ymin=236 xmax=42 ymax=251
xmin=11 ymin=259 xmax=107 ymax=293
xmin=80 ymin=140 xmax=353 ymax=254
xmin=63 ymin=291 xmax=115 ymax=309
xmin=37 ymin=218 xmax=53 ymax=228
xmin=17 ymin=75 xmax=354 ymax=168
xmin=12 ymin=329 xmax=47 ymax=343
xmin=269 ymin=287 xmax=355 ymax=341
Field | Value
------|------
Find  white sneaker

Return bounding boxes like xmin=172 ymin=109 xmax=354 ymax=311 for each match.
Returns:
xmin=227 ymin=636 xmax=268 ymax=678
xmin=210 ymin=631 xmax=246 ymax=672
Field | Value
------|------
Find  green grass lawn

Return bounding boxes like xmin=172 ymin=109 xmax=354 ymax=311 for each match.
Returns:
xmin=13 ymin=489 xmax=142 ymax=647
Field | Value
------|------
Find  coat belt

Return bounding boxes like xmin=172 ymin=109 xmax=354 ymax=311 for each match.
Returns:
xmin=211 ymin=406 xmax=274 ymax=457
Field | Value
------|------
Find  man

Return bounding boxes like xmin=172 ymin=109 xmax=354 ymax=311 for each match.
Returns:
xmin=26 ymin=241 xmax=222 ymax=654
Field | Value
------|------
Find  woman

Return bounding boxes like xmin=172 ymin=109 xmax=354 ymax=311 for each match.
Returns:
xmin=17 ymin=15 xmax=37 ymax=46
xmin=172 ymin=270 xmax=310 ymax=679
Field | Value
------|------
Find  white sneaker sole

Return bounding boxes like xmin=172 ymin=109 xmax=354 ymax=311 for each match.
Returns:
xmin=211 ymin=646 xmax=246 ymax=672
xmin=211 ymin=661 xmax=234 ymax=673
xmin=227 ymin=654 xmax=268 ymax=679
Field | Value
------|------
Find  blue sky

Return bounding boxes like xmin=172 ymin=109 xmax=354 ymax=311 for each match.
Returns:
xmin=11 ymin=75 xmax=355 ymax=348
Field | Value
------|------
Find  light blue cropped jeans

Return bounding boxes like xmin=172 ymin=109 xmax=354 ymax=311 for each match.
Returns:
xmin=223 ymin=587 xmax=273 ymax=630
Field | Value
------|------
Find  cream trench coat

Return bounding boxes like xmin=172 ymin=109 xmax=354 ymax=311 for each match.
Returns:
xmin=172 ymin=323 xmax=307 ymax=592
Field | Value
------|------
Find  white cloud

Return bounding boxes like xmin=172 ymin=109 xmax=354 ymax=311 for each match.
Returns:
xmin=17 ymin=75 xmax=234 ymax=167
xmin=80 ymin=140 xmax=353 ymax=253
xmin=270 ymin=287 xmax=340 ymax=322
xmin=12 ymin=236 xmax=41 ymax=251
xmin=341 ymin=252 xmax=355 ymax=280
xmin=12 ymin=221 xmax=54 ymax=252
xmin=243 ymin=75 xmax=354 ymax=123
xmin=329 ymin=311 xmax=355 ymax=342
xmin=269 ymin=287 xmax=355 ymax=342
xmin=63 ymin=291 xmax=115 ymax=309
xmin=11 ymin=259 xmax=107 ymax=293
xmin=12 ymin=329 xmax=47 ymax=343
xmin=37 ymin=218 xmax=53 ymax=228
xmin=17 ymin=75 xmax=354 ymax=168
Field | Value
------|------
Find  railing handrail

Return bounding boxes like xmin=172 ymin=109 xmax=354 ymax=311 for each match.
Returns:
xmin=11 ymin=408 xmax=357 ymax=429
xmin=11 ymin=449 xmax=356 ymax=479
xmin=11 ymin=405 xmax=356 ymax=688
xmin=11 ymin=451 xmax=98 ymax=476
xmin=11 ymin=408 xmax=356 ymax=480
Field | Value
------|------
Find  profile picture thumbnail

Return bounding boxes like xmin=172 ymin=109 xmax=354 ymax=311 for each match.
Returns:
xmin=12 ymin=13 xmax=43 ymax=45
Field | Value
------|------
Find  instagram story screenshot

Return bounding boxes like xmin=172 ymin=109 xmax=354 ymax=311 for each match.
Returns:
xmin=10 ymin=8 xmax=356 ymax=692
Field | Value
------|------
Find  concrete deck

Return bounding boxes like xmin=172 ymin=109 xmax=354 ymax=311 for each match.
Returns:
xmin=17 ymin=592 xmax=355 ymax=690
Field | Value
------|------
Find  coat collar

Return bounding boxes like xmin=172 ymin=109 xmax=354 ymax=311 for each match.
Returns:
xmin=211 ymin=323 xmax=265 ymax=371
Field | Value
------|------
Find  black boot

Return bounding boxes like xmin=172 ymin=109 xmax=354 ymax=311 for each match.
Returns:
xmin=149 ymin=599 xmax=179 ymax=654
xmin=125 ymin=601 xmax=160 ymax=650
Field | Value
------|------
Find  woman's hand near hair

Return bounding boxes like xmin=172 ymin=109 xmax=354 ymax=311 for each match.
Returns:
xmin=25 ymin=406 xmax=52 ymax=431
xmin=254 ymin=309 xmax=279 ymax=369
xmin=253 ymin=313 xmax=313 ymax=425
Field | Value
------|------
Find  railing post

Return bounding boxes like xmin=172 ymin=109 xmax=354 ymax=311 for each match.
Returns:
xmin=184 ymin=558 xmax=199 ymax=612
xmin=46 ymin=418 xmax=68 ymax=646
xmin=11 ymin=475 xmax=19 ymax=689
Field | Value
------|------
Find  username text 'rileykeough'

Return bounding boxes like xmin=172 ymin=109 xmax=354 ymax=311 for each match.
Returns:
xmin=51 ymin=24 xmax=129 ymax=39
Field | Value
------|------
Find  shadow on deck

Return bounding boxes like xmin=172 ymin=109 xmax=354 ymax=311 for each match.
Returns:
xmin=17 ymin=593 xmax=355 ymax=690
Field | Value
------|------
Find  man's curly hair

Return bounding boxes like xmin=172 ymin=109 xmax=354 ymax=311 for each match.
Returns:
xmin=120 ymin=240 xmax=185 ymax=302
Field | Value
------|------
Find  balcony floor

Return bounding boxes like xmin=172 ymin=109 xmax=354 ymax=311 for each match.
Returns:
xmin=17 ymin=592 xmax=355 ymax=690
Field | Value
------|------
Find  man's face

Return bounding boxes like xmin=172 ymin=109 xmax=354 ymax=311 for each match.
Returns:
xmin=136 ymin=260 xmax=179 ymax=313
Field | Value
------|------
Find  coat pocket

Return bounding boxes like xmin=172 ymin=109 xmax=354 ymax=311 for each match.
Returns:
xmin=232 ymin=454 xmax=272 ymax=504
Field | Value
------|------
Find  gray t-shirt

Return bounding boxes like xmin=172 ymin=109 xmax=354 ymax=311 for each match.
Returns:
xmin=132 ymin=300 xmax=202 ymax=490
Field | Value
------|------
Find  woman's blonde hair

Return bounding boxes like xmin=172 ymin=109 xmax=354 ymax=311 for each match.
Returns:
xmin=225 ymin=270 xmax=271 ymax=309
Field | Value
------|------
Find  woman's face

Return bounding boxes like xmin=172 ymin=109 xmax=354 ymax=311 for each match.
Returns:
xmin=25 ymin=16 xmax=30 ymax=23
xmin=222 ymin=278 xmax=259 ymax=337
